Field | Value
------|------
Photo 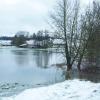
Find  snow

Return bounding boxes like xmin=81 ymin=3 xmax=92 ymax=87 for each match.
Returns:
xmin=1 ymin=79 xmax=100 ymax=100
xmin=53 ymin=39 xmax=64 ymax=45
xmin=26 ymin=40 xmax=34 ymax=45
xmin=0 ymin=40 xmax=11 ymax=46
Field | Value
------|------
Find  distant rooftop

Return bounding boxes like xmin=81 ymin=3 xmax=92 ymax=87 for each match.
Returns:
xmin=15 ymin=31 xmax=30 ymax=37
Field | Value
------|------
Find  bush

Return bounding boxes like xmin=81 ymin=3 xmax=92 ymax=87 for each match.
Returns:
xmin=11 ymin=35 xmax=26 ymax=47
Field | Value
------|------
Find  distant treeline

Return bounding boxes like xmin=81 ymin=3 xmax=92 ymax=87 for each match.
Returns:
xmin=0 ymin=36 xmax=13 ymax=40
xmin=0 ymin=36 xmax=32 ymax=40
xmin=0 ymin=36 xmax=56 ymax=41
xmin=0 ymin=36 xmax=52 ymax=41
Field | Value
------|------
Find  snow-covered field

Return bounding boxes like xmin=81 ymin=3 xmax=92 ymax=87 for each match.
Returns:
xmin=1 ymin=79 xmax=100 ymax=100
xmin=0 ymin=40 xmax=11 ymax=46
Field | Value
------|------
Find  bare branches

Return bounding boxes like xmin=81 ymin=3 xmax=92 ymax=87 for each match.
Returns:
xmin=49 ymin=0 xmax=81 ymax=71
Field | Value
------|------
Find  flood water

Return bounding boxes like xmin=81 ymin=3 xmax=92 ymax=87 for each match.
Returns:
xmin=0 ymin=46 xmax=100 ymax=97
xmin=0 ymin=47 xmax=65 ymax=96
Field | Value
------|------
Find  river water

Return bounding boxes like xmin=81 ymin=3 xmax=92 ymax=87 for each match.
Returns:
xmin=0 ymin=46 xmax=100 ymax=97
xmin=0 ymin=47 xmax=65 ymax=96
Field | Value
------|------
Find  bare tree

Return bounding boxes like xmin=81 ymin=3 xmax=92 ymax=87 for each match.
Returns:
xmin=50 ymin=0 xmax=81 ymax=74
xmin=50 ymin=0 xmax=100 ymax=76
xmin=76 ymin=1 xmax=100 ymax=71
xmin=76 ymin=9 xmax=94 ymax=71
xmin=85 ymin=1 xmax=100 ymax=67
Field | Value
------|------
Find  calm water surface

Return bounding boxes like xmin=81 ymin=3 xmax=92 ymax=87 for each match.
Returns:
xmin=0 ymin=46 xmax=100 ymax=97
xmin=0 ymin=47 xmax=65 ymax=96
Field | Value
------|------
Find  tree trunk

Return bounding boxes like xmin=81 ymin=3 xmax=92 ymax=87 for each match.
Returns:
xmin=77 ymin=54 xmax=84 ymax=71
xmin=66 ymin=65 xmax=72 ymax=79
xmin=67 ymin=63 xmax=72 ymax=71
xmin=77 ymin=61 xmax=81 ymax=71
xmin=65 ymin=63 xmax=72 ymax=79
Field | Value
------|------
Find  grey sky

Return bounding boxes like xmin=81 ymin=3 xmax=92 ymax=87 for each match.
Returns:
xmin=0 ymin=0 xmax=96 ymax=36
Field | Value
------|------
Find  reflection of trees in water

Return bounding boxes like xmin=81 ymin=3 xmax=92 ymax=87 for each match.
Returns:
xmin=33 ymin=50 xmax=51 ymax=68
xmin=11 ymin=49 xmax=29 ymax=66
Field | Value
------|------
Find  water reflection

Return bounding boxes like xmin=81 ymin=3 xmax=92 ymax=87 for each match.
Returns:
xmin=11 ymin=49 xmax=29 ymax=66
xmin=0 ymin=47 xmax=65 ymax=85
xmin=0 ymin=47 xmax=64 ymax=96
xmin=11 ymin=49 xmax=53 ymax=68
xmin=0 ymin=47 xmax=100 ymax=97
xmin=33 ymin=50 xmax=50 ymax=68
xmin=1 ymin=47 xmax=100 ymax=84
xmin=12 ymin=50 xmax=28 ymax=55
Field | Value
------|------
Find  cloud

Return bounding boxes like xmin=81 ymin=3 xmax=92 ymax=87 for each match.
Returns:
xmin=0 ymin=0 xmax=98 ymax=36
xmin=0 ymin=0 xmax=19 ymax=5
xmin=0 ymin=0 xmax=51 ymax=35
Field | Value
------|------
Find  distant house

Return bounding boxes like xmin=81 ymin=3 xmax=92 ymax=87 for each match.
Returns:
xmin=26 ymin=37 xmax=53 ymax=48
xmin=53 ymin=39 xmax=64 ymax=45
xmin=26 ymin=40 xmax=35 ymax=48
xmin=11 ymin=31 xmax=30 ymax=47
xmin=15 ymin=31 xmax=29 ymax=38
xmin=53 ymin=39 xmax=64 ymax=48
xmin=34 ymin=37 xmax=53 ymax=48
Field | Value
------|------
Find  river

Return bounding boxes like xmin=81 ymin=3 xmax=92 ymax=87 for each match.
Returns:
xmin=0 ymin=46 xmax=100 ymax=97
xmin=0 ymin=46 xmax=65 ymax=96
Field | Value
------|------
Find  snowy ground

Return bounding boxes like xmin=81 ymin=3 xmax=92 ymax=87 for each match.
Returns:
xmin=1 ymin=79 xmax=100 ymax=100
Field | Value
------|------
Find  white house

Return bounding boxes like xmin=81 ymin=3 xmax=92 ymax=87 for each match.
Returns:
xmin=15 ymin=31 xmax=29 ymax=37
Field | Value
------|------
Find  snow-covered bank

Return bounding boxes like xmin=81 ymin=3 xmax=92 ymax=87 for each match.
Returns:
xmin=1 ymin=79 xmax=100 ymax=100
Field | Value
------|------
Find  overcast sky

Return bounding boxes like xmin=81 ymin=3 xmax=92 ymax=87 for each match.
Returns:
xmin=0 ymin=0 xmax=97 ymax=36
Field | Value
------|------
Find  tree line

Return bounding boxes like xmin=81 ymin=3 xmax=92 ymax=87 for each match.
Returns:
xmin=11 ymin=30 xmax=53 ymax=47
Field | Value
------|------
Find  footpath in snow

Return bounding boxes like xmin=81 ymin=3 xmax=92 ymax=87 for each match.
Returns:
xmin=1 ymin=79 xmax=100 ymax=100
